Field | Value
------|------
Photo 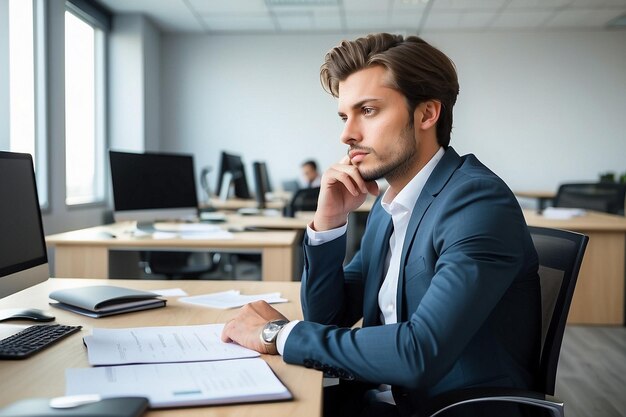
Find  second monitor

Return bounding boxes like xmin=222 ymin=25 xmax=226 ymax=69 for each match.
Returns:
xmin=215 ymin=151 xmax=252 ymax=200
xmin=109 ymin=150 xmax=199 ymax=225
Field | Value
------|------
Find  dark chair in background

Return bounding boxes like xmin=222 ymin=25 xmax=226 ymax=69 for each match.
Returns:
xmin=283 ymin=187 xmax=320 ymax=218
xmin=424 ymin=226 xmax=588 ymax=417
xmin=554 ymin=182 xmax=626 ymax=215
xmin=139 ymin=251 xmax=220 ymax=280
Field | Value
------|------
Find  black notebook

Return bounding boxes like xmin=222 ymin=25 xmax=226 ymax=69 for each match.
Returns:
xmin=49 ymin=286 xmax=166 ymax=318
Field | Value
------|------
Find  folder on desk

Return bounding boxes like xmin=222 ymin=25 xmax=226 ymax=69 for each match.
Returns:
xmin=49 ymin=286 xmax=166 ymax=318
xmin=65 ymin=358 xmax=292 ymax=409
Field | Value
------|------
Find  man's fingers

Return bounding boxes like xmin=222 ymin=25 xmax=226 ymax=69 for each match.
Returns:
xmin=220 ymin=320 xmax=234 ymax=343
xmin=327 ymin=164 xmax=368 ymax=195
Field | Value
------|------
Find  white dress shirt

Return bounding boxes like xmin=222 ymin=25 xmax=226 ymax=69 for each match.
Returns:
xmin=277 ymin=147 xmax=445 ymax=354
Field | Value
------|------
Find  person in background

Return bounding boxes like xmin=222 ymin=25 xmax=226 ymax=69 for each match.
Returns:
xmin=222 ymin=33 xmax=541 ymax=417
xmin=301 ymin=160 xmax=322 ymax=188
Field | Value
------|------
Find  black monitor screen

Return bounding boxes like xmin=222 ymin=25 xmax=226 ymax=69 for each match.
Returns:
xmin=215 ymin=151 xmax=251 ymax=199
xmin=253 ymin=161 xmax=271 ymax=209
xmin=109 ymin=151 xmax=198 ymax=211
xmin=0 ymin=152 xmax=47 ymax=278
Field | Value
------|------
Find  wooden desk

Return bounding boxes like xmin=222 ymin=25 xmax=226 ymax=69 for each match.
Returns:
xmin=524 ymin=209 xmax=626 ymax=325
xmin=46 ymin=223 xmax=302 ymax=282
xmin=209 ymin=193 xmax=377 ymax=214
xmin=0 ymin=279 xmax=322 ymax=417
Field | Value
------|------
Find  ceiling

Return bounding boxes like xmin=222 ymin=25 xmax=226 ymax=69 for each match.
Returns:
xmin=96 ymin=0 xmax=626 ymax=34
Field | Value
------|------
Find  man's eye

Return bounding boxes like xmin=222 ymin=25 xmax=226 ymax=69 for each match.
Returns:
xmin=363 ymin=107 xmax=375 ymax=116
xmin=340 ymin=116 xmax=347 ymax=123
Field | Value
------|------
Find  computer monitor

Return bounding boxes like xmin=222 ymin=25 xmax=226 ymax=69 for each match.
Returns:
xmin=252 ymin=161 xmax=272 ymax=209
xmin=109 ymin=150 xmax=199 ymax=225
xmin=215 ymin=151 xmax=252 ymax=200
xmin=0 ymin=151 xmax=52 ymax=321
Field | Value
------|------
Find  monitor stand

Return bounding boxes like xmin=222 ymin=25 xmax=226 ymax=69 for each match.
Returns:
xmin=0 ymin=308 xmax=55 ymax=322
xmin=135 ymin=222 xmax=157 ymax=233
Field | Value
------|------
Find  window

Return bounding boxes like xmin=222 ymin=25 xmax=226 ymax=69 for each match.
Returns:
xmin=64 ymin=5 xmax=106 ymax=205
xmin=8 ymin=0 xmax=47 ymax=206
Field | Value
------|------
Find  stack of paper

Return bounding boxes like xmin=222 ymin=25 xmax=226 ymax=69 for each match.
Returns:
xmin=179 ymin=290 xmax=288 ymax=309
xmin=66 ymin=358 xmax=291 ymax=408
xmin=68 ymin=323 xmax=292 ymax=409
xmin=542 ymin=207 xmax=586 ymax=219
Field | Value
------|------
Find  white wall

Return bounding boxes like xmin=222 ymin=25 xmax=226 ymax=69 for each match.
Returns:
xmin=160 ymin=30 xmax=626 ymax=193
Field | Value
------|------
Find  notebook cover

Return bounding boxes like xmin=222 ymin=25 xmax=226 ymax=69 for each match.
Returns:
xmin=48 ymin=286 xmax=161 ymax=311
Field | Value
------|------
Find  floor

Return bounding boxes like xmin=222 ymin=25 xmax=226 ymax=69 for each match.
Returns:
xmin=556 ymin=325 xmax=626 ymax=417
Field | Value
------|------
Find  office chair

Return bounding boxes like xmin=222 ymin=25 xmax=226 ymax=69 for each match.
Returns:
xmin=139 ymin=251 xmax=220 ymax=280
xmin=283 ymin=187 xmax=320 ymax=218
xmin=424 ymin=226 xmax=588 ymax=417
xmin=554 ymin=182 xmax=626 ymax=215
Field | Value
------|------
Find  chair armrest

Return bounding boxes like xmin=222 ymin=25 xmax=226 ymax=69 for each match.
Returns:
xmin=425 ymin=387 xmax=564 ymax=417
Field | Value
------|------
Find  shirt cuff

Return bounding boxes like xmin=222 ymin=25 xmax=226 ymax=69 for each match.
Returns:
xmin=276 ymin=320 xmax=300 ymax=356
xmin=306 ymin=222 xmax=348 ymax=246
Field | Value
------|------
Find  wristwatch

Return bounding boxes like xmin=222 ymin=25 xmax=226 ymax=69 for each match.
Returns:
xmin=260 ymin=319 xmax=289 ymax=355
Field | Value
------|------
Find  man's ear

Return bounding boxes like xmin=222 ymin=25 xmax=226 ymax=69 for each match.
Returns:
xmin=414 ymin=100 xmax=441 ymax=130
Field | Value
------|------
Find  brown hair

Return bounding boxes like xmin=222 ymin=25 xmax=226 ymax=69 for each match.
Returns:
xmin=320 ymin=33 xmax=459 ymax=148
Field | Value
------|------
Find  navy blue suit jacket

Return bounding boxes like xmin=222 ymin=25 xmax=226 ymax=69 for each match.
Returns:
xmin=282 ymin=147 xmax=541 ymax=415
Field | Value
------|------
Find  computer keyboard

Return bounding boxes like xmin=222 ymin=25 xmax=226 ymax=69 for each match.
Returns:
xmin=0 ymin=324 xmax=82 ymax=359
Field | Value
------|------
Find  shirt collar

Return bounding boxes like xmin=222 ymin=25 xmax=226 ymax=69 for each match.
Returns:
xmin=381 ymin=146 xmax=445 ymax=216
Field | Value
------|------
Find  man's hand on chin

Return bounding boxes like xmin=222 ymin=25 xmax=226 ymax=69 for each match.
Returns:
xmin=221 ymin=300 xmax=288 ymax=354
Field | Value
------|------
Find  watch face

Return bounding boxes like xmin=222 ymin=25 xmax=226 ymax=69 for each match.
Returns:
xmin=262 ymin=320 xmax=288 ymax=343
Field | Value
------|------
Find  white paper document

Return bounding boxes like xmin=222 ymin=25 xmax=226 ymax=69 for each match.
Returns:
xmin=179 ymin=290 xmax=288 ymax=309
xmin=151 ymin=288 xmax=188 ymax=297
xmin=65 ymin=358 xmax=292 ymax=408
xmin=542 ymin=207 xmax=586 ymax=219
xmin=83 ymin=323 xmax=258 ymax=366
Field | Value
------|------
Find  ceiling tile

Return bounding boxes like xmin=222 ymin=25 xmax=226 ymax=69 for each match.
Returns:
xmin=389 ymin=10 xmax=424 ymax=29
xmin=506 ymin=0 xmax=571 ymax=9
xmin=422 ymin=11 xmax=462 ymax=29
xmin=312 ymin=11 xmax=343 ymax=30
xmin=187 ymin=0 xmax=268 ymax=14
xmin=99 ymin=0 xmax=204 ymax=32
xmin=432 ymin=0 xmax=507 ymax=11
xmin=392 ymin=0 xmax=430 ymax=12
xmin=345 ymin=12 xmax=391 ymax=30
xmin=275 ymin=11 xmax=315 ymax=30
xmin=458 ymin=11 xmax=497 ymax=28
xmin=200 ymin=13 xmax=275 ymax=31
xmin=548 ymin=7 xmax=626 ymax=27
xmin=491 ymin=10 xmax=554 ymax=28
xmin=343 ymin=0 xmax=390 ymax=13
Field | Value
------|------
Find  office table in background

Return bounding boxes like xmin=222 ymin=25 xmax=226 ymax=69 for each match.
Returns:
xmin=524 ymin=209 xmax=626 ymax=325
xmin=515 ymin=190 xmax=556 ymax=211
xmin=46 ymin=222 xmax=302 ymax=282
xmin=0 ymin=278 xmax=322 ymax=417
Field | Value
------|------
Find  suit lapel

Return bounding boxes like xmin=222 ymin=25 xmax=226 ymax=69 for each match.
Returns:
xmin=395 ymin=147 xmax=463 ymax=321
xmin=363 ymin=214 xmax=393 ymax=326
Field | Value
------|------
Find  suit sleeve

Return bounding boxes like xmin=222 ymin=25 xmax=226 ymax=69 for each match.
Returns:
xmin=300 ymin=232 xmax=366 ymax=328
xmin=286 ymin=178 xmax=530 ymax=389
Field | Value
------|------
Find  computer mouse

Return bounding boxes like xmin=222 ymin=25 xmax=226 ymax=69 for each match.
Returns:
xmin=0 ymin=308 xmax=55 ymax=322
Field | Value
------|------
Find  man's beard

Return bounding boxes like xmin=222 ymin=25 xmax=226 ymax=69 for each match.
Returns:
xmin=351 ymin=123 xmax=417 ymax=183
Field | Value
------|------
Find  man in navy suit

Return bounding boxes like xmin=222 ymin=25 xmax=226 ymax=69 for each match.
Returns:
xmin=222 ymin=33 xmax=541 ymax=417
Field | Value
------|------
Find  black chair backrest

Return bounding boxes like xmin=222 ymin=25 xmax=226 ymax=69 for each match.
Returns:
xmin=529 ymin=226 xmax=588 ymax=395
xmin=283 ymin=187 xmax=320 ymax=218
xmin=554 ymin=182 xmax=626 ymax=215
